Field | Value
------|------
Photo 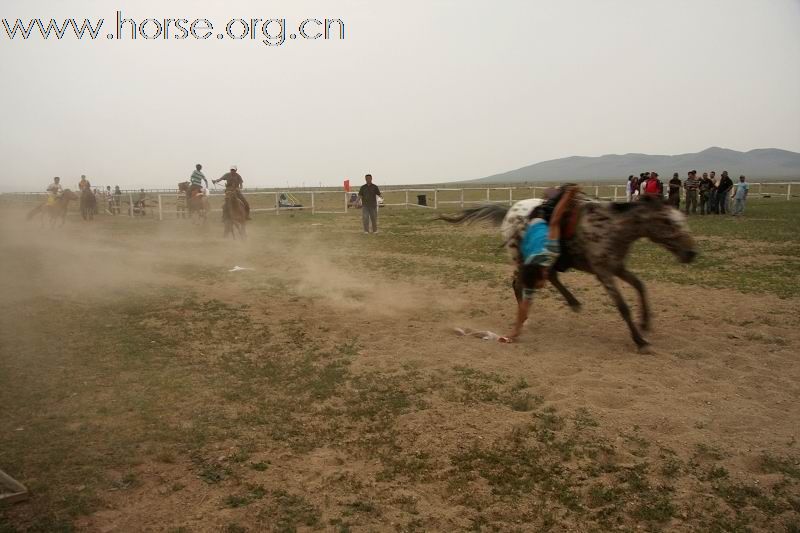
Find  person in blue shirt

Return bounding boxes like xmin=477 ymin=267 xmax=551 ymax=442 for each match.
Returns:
xmin=508 ymin=185 xmax=579 ymax=340
xmin=732 ymin=175 xmax=750 ymax=216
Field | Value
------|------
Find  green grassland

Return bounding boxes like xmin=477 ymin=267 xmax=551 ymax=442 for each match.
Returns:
xmin=1 ymin=198 xmax=798 ymax=532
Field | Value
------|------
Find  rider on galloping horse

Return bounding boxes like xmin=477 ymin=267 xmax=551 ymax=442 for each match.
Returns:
xmin=188 ymin=164 xmax=209 ymax=200
xmin=47 ymin=177 xmax=63 ymax=206
xmin=213 ymin=165 xmax=251 ymax=220
xmin=510 ymin=184 xmax=580 ymax=339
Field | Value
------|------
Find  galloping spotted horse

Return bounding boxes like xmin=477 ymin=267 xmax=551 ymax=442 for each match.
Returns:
xmin=438 ymin=192 xmax=697 ymax=350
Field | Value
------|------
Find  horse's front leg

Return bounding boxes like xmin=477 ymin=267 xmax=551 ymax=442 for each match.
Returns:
xmin=548 ymin=269 xmax=581 ymax=311
xmin=616 ymin=268 xmax=650 ymax=332
xmin=595 ymin=271 xmax=649 ymax=350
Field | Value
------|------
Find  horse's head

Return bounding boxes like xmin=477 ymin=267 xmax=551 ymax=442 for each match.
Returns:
xmin=178 ymin=181 xmax=189 ymax=192
xmin=62 ymin=189 xmax=79 ymax=201
xmin=637 ymin=195 xmax=697 ymax=264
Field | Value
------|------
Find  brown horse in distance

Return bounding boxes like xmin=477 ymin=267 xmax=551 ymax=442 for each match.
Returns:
xmin=223 ymin=189 xmax=247 ymax=240
xmin=27 ymin=190 xmax=79 ymax=228
xmin=178 ymin=181 xmax=208 ymax=222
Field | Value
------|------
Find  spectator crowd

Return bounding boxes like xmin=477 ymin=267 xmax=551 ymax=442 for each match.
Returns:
xmin=626 ymin=170 xmax=750 ymax=216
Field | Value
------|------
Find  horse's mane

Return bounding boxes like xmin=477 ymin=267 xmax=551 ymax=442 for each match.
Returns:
xmin=608 ymin=194 xmax=665 ymax=213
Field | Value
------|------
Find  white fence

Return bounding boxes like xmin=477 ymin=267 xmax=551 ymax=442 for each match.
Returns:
xmin=154 ymin=182 xmax=798 ymax=220
xmin=2 ymin=182 xmax=797 ymax=220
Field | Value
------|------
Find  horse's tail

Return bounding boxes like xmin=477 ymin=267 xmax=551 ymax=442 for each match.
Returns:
xmin=26 ymin=205 xmax=43 ymax=220
xmin=436 ymin=204 xmax=509 ymax=227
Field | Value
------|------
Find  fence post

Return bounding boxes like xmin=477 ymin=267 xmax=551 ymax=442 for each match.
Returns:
xmin=594 ymin=185 xmax=599 ymax=198
xmin=311 ymin=191 xmax=315 ymax=214
xmin=434 ymin=189 xmax=438 ymax=209
xmin=508 ymin=188 xmax=513 ymax=205
xmin=460 ymin=189 xmax=464 ymax=208
xmin=486 ymin=188 xmax=490 ymax=202
xmin=344 ymin=191 xmax=348 ymax=213
xmin=158 ymin=194 xmax=163 ymax=221
xmin=128 ymin=193 xmax=133 ymax=216
xmin=405 ymin=189 xmax=409 ymax=209
xmin=788 ymin=183 xmax=792 ymax=201
xmin=275 ymin=192 xmax=280 ymax=215
xmin=613 ymin=186 xmax=618 ymax=201
xmin=758 ymin=183 xmax=762 ymax=197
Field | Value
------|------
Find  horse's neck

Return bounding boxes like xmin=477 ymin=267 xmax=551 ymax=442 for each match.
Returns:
xmin=579 ymin=201 xmax=644 ymax=250
xmin=612 ymin=206 xmax=649 ymax=249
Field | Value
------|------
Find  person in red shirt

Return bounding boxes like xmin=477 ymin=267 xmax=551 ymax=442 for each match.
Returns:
xmin=641 ymin=171 xmax=663 ymax=197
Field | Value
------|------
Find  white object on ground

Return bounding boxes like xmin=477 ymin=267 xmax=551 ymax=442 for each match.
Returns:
xmin=228 ymin=266 xmax=253 ymax=272
xmin=454 ymin=327 xmax=510 ymax=343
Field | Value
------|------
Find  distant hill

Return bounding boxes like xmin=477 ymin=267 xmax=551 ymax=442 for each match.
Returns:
xmin=472 ymin=147 xmax=800 ymax=183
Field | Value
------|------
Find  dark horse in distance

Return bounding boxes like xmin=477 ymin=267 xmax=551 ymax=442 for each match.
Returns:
xmin=80 ymin=187 xmax=96 ymax=220
xmin=439 ymin=193 xmax=697 ymax=350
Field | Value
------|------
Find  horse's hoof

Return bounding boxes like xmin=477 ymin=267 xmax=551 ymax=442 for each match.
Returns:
xmin=636 ymin=343 xmax=653 ymax=355
xmin=639 ymin=322 xmax=651 ymax=332
xmin=569 ymin=302 xmax=582 ymax=313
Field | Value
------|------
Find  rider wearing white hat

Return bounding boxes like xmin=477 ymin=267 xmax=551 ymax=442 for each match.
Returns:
xmin=213 ymin=165 xmax=251 ymax=219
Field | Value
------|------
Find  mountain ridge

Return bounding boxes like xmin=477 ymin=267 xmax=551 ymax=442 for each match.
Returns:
xmin=472 ymin=148 xmax=800 ymax=183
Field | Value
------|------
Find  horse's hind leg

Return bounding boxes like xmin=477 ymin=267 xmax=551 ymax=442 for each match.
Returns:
xmin=548 ymin=270 xmax=581 ymax=311
xmin=596 ymin=271 xmax=649 ymax=350
xmin=616 ymin=269 xmax=650 ymax=331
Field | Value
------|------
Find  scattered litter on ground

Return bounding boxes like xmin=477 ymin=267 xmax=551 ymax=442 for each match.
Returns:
xmin=454 ymin=327 xmax=512 ymax=343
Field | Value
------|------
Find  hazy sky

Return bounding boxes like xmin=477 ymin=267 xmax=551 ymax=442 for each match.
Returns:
xmin=1 ymin=0 xmax=799 ymax=191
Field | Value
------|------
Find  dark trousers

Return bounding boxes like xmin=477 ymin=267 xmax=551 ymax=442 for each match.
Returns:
xmin=236 ymin=190 xmax=250 ymax=216
xmin=699 ymin=193 xmax=709 ymax=214
xmin=708 ymin=191 xmax=718 ymax=213
xmin=718 ymin=190 xmax=730 ymax=214
xmin=684 ymin=190 xmax=698 ymax=214
xmin=362 ymin=205 xmax=378 ymax=232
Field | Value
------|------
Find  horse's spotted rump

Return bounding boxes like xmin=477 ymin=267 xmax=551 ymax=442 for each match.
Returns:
xmin=500 ymin=198 xmax=544 ymax=264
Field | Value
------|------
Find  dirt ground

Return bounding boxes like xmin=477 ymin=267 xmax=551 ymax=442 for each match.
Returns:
xmin=1 ymin=209 xmax=798 ymax=532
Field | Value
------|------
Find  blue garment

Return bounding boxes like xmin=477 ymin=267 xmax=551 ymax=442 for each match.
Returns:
xmin=520 ymin=219 xmax=547 ymax=262
xmin=521 ymin=218 xmax=560 ymax=267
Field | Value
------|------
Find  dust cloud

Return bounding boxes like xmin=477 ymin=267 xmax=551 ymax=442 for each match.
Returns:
xmin=0 ymin=208 xmax=458 ymax=321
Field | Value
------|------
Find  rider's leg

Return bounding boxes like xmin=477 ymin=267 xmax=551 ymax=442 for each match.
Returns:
xmin=508 ymin=265 xmax=545 ymax=340
xmin=237 ymin=190 xmax=251 ymax=219
xmin=548 ymin=185 xmax=579 ymax=243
